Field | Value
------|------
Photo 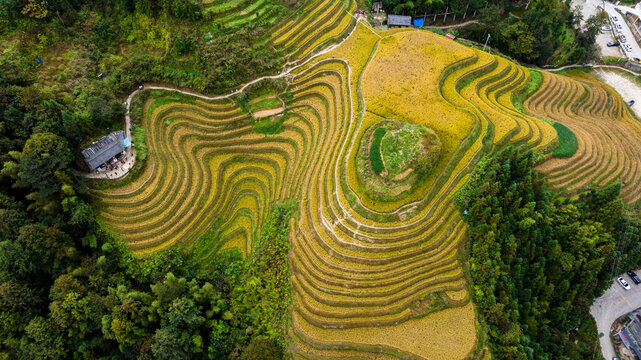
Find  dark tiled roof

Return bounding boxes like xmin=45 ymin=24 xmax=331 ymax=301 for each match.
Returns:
xmin=82 ymin=131 xmax=126 ymax=169
xmin=388 ymin=15 xmax=412 ymax=26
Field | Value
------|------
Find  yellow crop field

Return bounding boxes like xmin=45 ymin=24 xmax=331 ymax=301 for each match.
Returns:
xmin=293 ymin=303 xmax=476 ymax=360
xmin=93 ymin=4 xmax=641 ymax=358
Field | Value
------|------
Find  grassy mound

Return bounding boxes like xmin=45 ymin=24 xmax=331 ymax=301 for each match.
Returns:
xmin=380 ymin=122 xmax=441 ymax=178
xmin=357 ymin=120 xmax=441 ymax=201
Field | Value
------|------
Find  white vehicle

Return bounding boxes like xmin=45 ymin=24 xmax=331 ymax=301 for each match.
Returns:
xmin=611 ymin=15 xmax=619 ymax=22
xmin=618 ymin=276 xmax=631 ymax=290
xmin=625 ymin=43 xmax=633 ymax=52
xmin=602 ymin=25 xmax=612 ymax=31
xmin=620 ymin=34 xmax=627 ymax=43
xmin=616 ymin=24 xmax=623 ymax=33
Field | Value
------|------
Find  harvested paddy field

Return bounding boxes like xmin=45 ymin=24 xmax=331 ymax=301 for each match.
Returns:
xmin=95 ymin=2 xmax=641 ymax=358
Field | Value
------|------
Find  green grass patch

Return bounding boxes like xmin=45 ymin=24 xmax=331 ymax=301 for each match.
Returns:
xmin=513 ymin=69 xmax=542 ymax=113
xmin=250 ymin=97 xmax=281 ymax=112
xmin=369 ymin=127 xmax=386 ymax=175
xmin=253 ymin=113 xmax=290 ymax=135
xmin=602 ymin=56 xmax=628 ymax=65
xmin=552 ymin=122 xmax=578 ymax=158
xmin=133 ymin=126 xmax=148 ymax=161
xmin=380 ymin=124 xmax=425 ymax=177
xmin=526 ymin=69 xmax=543 ymax=95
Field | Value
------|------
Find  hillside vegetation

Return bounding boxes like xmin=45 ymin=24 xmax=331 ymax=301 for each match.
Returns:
xmin=458 ymin=147 xmax=641 ymax=359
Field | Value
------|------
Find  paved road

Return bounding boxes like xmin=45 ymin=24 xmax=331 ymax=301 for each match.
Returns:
xmin=424 ymin=20 xmax=478 ymax=29
xmin=591 ymin=271 xmax=641 ymax=360
xmin=544 ymin=63 xmax=637 ymax=73
xmin=604 ymin=2 xmax=641 ymax=59
xmin=572 ymin=0 xmax=641 ymax=59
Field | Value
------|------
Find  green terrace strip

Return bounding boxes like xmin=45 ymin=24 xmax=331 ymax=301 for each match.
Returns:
xmin=552 ymin=122 xmax=578 ymax=158
xmin=253 ymin=113 xmax=291 ymax=135
xmin=369 ymin=127 xmax=386 ymax=174
xmin=133 ymin=127 xmax=148 ymax=161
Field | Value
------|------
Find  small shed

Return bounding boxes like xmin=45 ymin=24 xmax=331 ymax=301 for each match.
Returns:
xmin=82 ymin=131 xmax=127 ymax=170
xmin=372 ymin=1 xmax=383 ymax=13
xmin=387 ymin=15 xmax=412 ymax=28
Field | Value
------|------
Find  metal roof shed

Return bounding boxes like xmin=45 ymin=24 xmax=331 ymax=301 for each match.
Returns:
xmin=387 ymin=15 xmax=412 ymax=28
xmin=82 ymin=131 xmax=127 ymax=170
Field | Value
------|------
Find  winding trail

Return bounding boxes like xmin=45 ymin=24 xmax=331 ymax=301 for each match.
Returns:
xmin=424 ymin=19 xmax=478 ymax=29
xmin=545 ymin=63 xmax=640 ymax=75
xmin=83 ymin=15 xmax=365 ymax=180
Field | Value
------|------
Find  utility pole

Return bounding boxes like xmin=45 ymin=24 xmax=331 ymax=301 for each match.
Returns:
xmin=483 ymin=33 xmax=491 ymax=51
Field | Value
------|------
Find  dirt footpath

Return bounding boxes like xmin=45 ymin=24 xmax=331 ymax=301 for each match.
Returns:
xmin=593 ymin=68 xmax=641 ymax=117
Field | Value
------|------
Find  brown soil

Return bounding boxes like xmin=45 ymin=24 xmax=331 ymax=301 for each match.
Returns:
xmin=252 ymin=107 xmax=285 ymax=118
xmin=393 ymin=167 xmax=413 ymax=181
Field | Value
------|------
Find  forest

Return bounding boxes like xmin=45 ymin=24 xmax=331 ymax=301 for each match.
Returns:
xmin=456 ymin=148 xmax=641 ymax=359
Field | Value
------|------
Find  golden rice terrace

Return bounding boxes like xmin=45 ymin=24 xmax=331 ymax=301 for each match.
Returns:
xmin=95 ymin=1 xmax=641 ymax=358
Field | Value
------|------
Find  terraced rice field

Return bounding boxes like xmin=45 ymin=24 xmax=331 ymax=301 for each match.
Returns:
xmin=203 ymin=0 xmax=355 ymax=62
xmin=96 ymin=7 xmax=641 ymax=359
xmin=269 ymin=0 xmax=355 ymax=61
xmin=525 ymin=70 xmax=641 ymax=204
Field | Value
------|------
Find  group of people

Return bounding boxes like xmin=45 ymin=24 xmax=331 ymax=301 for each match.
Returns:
xmin=95 ymin=153 xmax=136 ymax=179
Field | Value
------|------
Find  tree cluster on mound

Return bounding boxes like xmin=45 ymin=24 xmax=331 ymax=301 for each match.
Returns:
xmin=456 ymin=147 xmax=641 ymax=359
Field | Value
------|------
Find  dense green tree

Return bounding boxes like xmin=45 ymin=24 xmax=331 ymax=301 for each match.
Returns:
xmin=19 ymin=317 xmax=67 ymax=360
xmin=152 ymin=297 xmax=204 ymax=359
xmin=61 ymin=110 xmax=81 ymax=146
xmin=86 ymin=96 xmax=125 ymax=130
xmin=3 ymin=132 xmax=72 ymax=201
xmin=458 ymin=147 xmax=639 ymax=359
xmin=240 ymin=336 xmax=284 ymax=360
